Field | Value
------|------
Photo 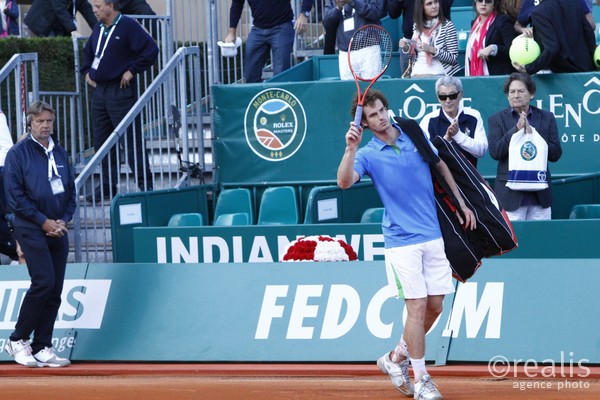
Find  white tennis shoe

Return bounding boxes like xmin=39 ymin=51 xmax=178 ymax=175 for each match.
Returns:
xmin=5 ymin=339 xmax=38 ymax=367
xmin=377 ymin=352 xmax=414 ymax=396
xmin=414 ymin=374 xmax=443 ymax=400
xmin=33 ymin=347 xmax=71 ymax=368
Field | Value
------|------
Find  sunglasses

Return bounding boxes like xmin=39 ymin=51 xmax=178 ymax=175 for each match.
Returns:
xmin=438 ymin=92 xmax=460 ymax=101
xmin=475 ymin=0 xmax=494 ymax=4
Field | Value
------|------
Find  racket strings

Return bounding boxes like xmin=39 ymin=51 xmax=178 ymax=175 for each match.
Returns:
xmin=348 ymin=27 xmax=392 ymax=81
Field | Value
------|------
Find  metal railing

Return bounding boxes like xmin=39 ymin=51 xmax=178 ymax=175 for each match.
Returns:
xmin=73 ymin=46 xmax=203 ymax=262
xmin=0 ymin=53 xmax=39 ymax=139
xmin=0 ymin=1 xmax=327 ymax=263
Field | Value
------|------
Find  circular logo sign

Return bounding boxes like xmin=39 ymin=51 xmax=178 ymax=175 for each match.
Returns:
xmin=520 ymin=141 xmax=537 ymax=161
xmin=244 ymin=88 xmax=307 ymax=161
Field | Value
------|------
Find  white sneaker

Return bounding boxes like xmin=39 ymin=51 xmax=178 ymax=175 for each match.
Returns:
xmin=377 ymin=352 xmax=414 ymax=397
xmin=4 ymin=339 xmax=38 ymax=367
xmin=33 ymin=347 xmax=71 ymax=368
xmin=414 ymin=374 xmax=443 ymax=400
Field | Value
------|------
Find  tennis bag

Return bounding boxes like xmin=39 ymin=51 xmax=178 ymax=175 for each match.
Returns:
xmin=394 ymin=117 xmax=518 ymax=282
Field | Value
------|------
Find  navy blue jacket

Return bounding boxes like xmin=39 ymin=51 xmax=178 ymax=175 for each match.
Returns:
xmin=24 ymin=0 xmax=98 ymax=36
xmin=421 ymin=108 xmax=481 ymax=166
xmin=81 ymin=14 xmax=158 ymax=84
xmin=4 ymin=135 xmax=76 ymax=230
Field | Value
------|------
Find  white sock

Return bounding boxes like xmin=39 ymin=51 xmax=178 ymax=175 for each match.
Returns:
xmin=411 ymin=357 xmax=427 ymax=382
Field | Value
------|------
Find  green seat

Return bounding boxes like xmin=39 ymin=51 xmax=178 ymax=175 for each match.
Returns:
xmin=257 ymin=186 xmax=299 ymax=225
xmin=213 ymin=188 xmax=254 ymax=225
xmin=167 ymin=213 xmax=204 ymax=226
xmin=360 ymin=207 xmax=385 ymax=223
xmin=569 ymin=204 xmax=600 ymax=219
xmin=214 ymin=212 xmax=250 ymax=226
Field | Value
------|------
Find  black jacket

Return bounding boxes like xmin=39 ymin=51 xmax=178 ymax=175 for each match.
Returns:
xmin=527 ymin=0 xmax=595 ymax=73
xmin=487 ymin=106 xmax=563 ymax=210
xmin=24 ymin=0 xmax=98 ymax=36
xmin=119 ymin=0 xmax=156 ymax=15
xmin=478 ymin=14 xmax=517 ymax=76
xmin=4 ymin=135 xmax=76 ymax=230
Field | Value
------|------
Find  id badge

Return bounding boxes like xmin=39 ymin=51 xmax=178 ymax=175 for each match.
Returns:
xmin=50 ymin=177 xmax=65 ymax=195
xmin=91 ymin=56 xmax=101 ymax=70
xmin=343 ymin=17 xmax=355 ymax=32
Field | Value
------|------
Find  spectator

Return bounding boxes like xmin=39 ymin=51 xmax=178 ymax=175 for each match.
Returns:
xmin=119 ymin=0 xmax=154 ymax=15
xmin=514 ymin=0 xmax=596 ymax=74
xmin=0 ymin=109 xmax=18 ymax=263
xmin=500 ymin=0 xmax=523 ymax=23
xmin=3 ymin=101 xmax=76 ymax=368
xmin=465 ymin=0 xmax=516 ymax=76
xmin=399 ymin=0 xmax=460 ymax=78
xmin=24 ymin=0 xmax=97 ymax=37
xmin=337 ymin=88 xmax=474 ymax=400
xmin=81 ymin=0 xmax=158 ymax=201
xmin=119 ymin=0 xmax=158 ymax=37
xmin=0 ymin=0 xmax=19 ymax=37
xmin=223 ymin=0 xmax=314 ymax=83
xmin=488 ymin=72 xmax=562 ymax=220
xmin=420 ymin=76 xmax=488 ymax=167
xmin=387 ymin=0 xmax=454 ymax=74
xmin=323 ymin=0 xmax=387 ymax=80
xmin=515 ymin=0 xmax=594 ymax=36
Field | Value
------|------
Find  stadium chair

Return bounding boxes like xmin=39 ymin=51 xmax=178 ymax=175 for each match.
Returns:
xmin=167 ymin=213 xmax=204 ymax=227
xmin=213 ymin=188 xmax=254 ymax=225
xmin=568 ymin=204 xmax=600 ymax=219
xmin=360 ymin=207 xmax=385 ymax=223
xmin=257 ymin=186 xmax=299 ymax=225
xmin=214 ymin=212 xmax=250 ymax=226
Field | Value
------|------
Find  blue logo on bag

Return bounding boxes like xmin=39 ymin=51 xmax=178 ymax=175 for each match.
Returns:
xmin=520 ymin=141 xmax=537 ymax=161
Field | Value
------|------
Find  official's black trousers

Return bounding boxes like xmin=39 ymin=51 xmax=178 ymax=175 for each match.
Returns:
xmin=10 ymin=227 xmax=69 ymax=354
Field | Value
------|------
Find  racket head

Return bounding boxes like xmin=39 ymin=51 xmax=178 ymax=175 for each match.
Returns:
xmin=348 ymin=25 xmax=392 ymax=82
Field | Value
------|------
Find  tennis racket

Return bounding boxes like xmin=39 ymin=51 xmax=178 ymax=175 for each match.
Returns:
xmin=348 ymin=25 xmax=392 ymax=128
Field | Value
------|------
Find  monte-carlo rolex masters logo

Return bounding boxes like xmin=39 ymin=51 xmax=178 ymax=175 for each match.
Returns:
xmin=244 ymin=88 xmax=307 ymax=161
xmin=520 ymin=141 xmax=538 ymax=161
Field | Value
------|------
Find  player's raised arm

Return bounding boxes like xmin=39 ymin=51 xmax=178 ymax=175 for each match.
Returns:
xmin=337 ymin=122 xmax=362 ymax=189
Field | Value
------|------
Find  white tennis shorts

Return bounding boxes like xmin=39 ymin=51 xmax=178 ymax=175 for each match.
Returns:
xmin=384 ymin=237 xmax=455 ymax=299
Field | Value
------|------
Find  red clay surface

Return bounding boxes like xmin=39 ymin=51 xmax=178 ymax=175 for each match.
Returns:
xmin=0 ymin=363 xmax=599 ymax=399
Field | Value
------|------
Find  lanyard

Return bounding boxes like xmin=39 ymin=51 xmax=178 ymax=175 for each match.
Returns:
xmin=73 ymin=1 xmax=77 ymax=29
xmin=341 ymin=6 xmax=355 ymax=18
xmin=47 ymin=151 xmax=61 ymax=181
xmin=94 ymin=13 xmax=122 ymax=60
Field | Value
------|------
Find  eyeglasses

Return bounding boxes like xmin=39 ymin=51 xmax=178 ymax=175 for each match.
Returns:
xmin=475 ymin=0 xmax=494 ymax=4
xmin=438 ymin=92 xmax=460 ymax=101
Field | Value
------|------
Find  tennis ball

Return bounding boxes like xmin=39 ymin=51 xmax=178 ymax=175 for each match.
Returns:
xmin=509 ymin=36 xmax=541 ymax=65
xmin=594 ymin=45 xmax=600 ymax=68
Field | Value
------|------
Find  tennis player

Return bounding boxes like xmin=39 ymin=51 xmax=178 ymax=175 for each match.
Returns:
xmin=337 ymin=89 xmax=475 ymax=400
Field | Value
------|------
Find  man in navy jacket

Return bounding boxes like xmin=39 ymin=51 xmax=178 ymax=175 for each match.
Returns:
xmin=81 ymin=0 xmax=158 ymax=200
xmin=515 ymin=0 xmax=595 ymax=74
xmin=3 ymin=101 xmax=76 ymax=368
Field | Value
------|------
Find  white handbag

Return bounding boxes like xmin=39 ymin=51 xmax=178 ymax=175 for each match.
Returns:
xmin=506 ymin=127 xmax=549 ymax=191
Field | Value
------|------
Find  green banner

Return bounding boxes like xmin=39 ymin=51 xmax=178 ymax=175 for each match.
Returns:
xmin=1 ymin=259 xmax=599 ymax=364
xmin=212 ymin=72 xmax=600 ymax=184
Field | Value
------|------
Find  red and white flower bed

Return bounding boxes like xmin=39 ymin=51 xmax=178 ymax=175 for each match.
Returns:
xmin=281 ymin=235 xmax=358 ymax=262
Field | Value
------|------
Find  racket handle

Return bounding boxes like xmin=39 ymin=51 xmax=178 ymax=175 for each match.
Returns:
xmin=353 ymin=105 xmax=363 ymax=129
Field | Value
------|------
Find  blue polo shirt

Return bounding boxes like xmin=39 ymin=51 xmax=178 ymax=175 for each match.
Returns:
xmin=354 ymin=124 xmax=441 ymax=248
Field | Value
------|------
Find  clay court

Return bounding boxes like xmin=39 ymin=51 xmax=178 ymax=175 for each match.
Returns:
xmin=1 ymin=363 xmax=599 ymax=399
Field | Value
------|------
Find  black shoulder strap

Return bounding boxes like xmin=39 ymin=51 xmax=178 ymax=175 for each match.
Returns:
xmin=392 ymin=116 xmax=440 ymax=164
